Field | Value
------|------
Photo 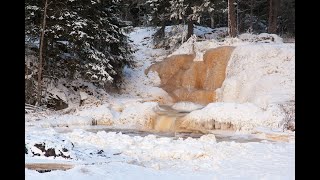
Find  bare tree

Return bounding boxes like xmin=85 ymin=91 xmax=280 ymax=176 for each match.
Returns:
xmin=228 ymin=0 xmax=237 ymax=37
xmin=37 ymin=0 xmax=48 ymax=106
xmin=268 ymin=0 xmax=280 ymax=34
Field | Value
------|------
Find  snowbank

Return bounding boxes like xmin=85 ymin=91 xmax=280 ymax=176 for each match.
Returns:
xmin=26 ymin=114 xmax=93 ymax=128
xmin=120 ymin=27 xmax=173 ymax=103
xmin=218 ymin=44 xmax=295 ymax=109
xmin=26 ymin=129 xmax=294 ymax=180
xmin=182 ymin=102 xmax=286 ymax=131
xmin=75 ymin=104 xmax=114 ymax=125
xmin=25 ymin=128 xmax=74 ymax=159
xmin=238 ymin=33 xmax=283 ymax=43
xmin=117 ymin=102 xmax=159 ymax=129
xmin=169 ymin=31 xmax=284 ymax=62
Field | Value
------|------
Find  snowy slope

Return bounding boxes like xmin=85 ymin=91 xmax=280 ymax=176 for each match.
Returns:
xmin=120 ymin=27 xmax=172 ymax=103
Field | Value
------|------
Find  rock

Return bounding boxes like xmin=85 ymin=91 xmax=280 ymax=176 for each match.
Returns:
xmin=146 ymin=54 xmax=195 ymax=85
xmin=44 ymin=148 xmax=56 ymax=157
xmin=47 ymin=96 xmax=68 ymax=110
xmin=146 ymin=46 xmax=235 ymax=105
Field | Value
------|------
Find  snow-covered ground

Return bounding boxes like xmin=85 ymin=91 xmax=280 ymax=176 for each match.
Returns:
xmin=26 ymin=128 xmax=294 ymax=180
xmin=26 ymin=26 xmax=295 ymax=179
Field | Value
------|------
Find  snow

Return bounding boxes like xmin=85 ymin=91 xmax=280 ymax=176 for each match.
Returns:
xmin=169 ymin=29 xmax=286 ymax=62
xmin=219 ymin=44 xmax=295 ymax=109
xmin=26 ymin=114 xmax=93 ymax=128
xmin=25 ymin=128 xmax=294 ymax=180
xmin=26 ymin=101 xmax=160 ymax=129
xmin=120 ymin=27 xmax=173 ymax=103
xmin=75 ymin=104 xmax=114 ymax=125
xmin=117 ymin=102 xmax=158 ymax=128
xmin=172 ymin=101 xmax=204 ymax=112
xmin=79 ymin=91 xmax=88 ymax=101
xmin=184 ymin=102 xmax=286 ymax=131
xmin=238 ymin=33 xmax=283 ymax=43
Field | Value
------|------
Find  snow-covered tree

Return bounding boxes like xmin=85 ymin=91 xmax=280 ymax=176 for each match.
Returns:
xmin=25 ymin=0 xmax=134 ymax=106
xmin=169 ymin=0 xmax=214 ymax=39
xmin=25 ymin=0 xmax=134 ymax=88
xmin=146 ymin=0 xmax=171 ymax=43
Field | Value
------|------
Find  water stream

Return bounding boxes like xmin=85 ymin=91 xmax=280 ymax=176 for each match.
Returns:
xmin=54 ymin=104 xmax=269 ymax=143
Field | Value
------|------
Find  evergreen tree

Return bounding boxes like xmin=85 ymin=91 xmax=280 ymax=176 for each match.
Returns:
xmin=146 ymin=0 xmax=171 ymax=39
xmin=169 ymin=0 xmax=214 ymax=39
xmin=25 ymin=0 xmax=134 ymax=90
xmin=278 ymin=0 xmax=294 ymax=36
xmin=25 ymin=0 xmax=133 ymax=105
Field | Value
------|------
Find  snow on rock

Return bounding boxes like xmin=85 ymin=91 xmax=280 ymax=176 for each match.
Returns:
xmin=168 ymin=31 xmax=284 ymax=62
xmin=180 ymin=43 xmax=294 ymax=131
xmin=117 ymin=102 xmax=159 ymax=129
xmin=28 ymin=115 xmax=93 ymax=128
xmin=46 ymin=86 xmax=68 ymax=103
xmin=120 ymin=27 xmax=173 ymax=104
xmin=169 ymin=35 xmax=220 ymax=61
xmin=182 ymin=102 xmax=286 ymax=131
xmin=25 ymin=128 xmax=74 ymax=159
xmin=122 ymin=66 xmax=172 ymax=103
xmin=172 ymin=101 xmax=204 ymax=112
xmin=218 ymin=44 xmax=295 ymax=109
xmin=26 ymin=100 xmax=162 ymax=129
xmin=239 ymin=33 xmax=283 ymax=43
xmin=79 ymin=91 xmax=88 ymax=101
xmin=194 ymin=26 xmax=228 ymax=40
xmin=75 ymin=104 xmax=114 ymax=125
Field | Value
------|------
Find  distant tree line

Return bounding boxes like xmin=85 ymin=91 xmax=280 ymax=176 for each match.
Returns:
xmin=121 ymin=0 xmax=294 ymax=37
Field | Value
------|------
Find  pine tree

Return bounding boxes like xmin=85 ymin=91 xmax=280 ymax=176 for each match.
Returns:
xmin=146 ymin=0 xmax=171 ymax=39
xmin=169 ymin=0 xmax=213 ymax=39
xmin=25 ymin=0 xmax=134 ymax=89
xmin=278 ymin=0 xmax=294 ymax=36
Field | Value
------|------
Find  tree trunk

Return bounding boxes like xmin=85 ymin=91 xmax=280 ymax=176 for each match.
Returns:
xmin=159 ymin=20 xmax=166 ymax=38
xmin=228 ymin=0 xmax=237 ymax=37
xmin=210 ymin=12 xmax=214 ymax=28
xmin=249 ymin=0 xmax=254 ymax=32
xmin=268 ymin=0 xmax=279 ymax=34
xmin=187 ymin=19 xmax=194 ymax=40
xmin=37 ymin=0 xmax=48 ymax=106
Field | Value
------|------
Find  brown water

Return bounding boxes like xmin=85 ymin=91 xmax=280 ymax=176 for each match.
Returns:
xmin=152 ymin=105 xmax=189 ymax=133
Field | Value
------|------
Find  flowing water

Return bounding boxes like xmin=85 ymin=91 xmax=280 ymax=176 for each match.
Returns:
xmin=152 ymin=105 xmax=189 ymax=132
xmin=54 ymin=104 xmax=270 ymax=143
